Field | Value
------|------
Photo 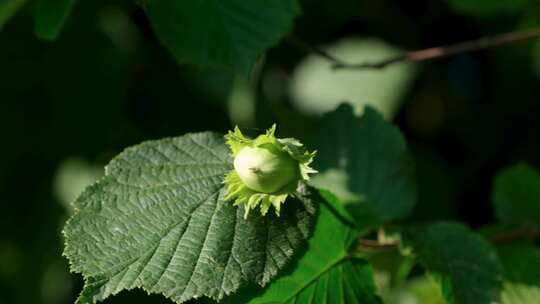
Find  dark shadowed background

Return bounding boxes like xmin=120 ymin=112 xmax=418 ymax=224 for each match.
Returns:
xmin=1 ymin=0 xmax=540 ymax=303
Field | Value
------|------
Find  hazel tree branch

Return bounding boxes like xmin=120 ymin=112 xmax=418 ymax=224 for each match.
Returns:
xmin=358 ymin=225 xmax=540 ymax=251
xmin=288 ymin=28 xmax=540 ymax=70
xmin=487 ymin=226 xmax=540 ymax=243
xmin=285 ymin=36 xmax=349 ymax=67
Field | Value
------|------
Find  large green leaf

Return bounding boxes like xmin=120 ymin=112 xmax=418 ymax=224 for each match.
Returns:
xmin=0 ymin=0 xmax=26 ymax=30
xmin=404 ymin=223 xmax=503 ymax=304
xmin=493 ymin=164 xmax=540 ymax=226
xmin=311 ymin=104 xmax=416 ymax=228
xmin=229 ymin=191 xmax=381 ymax=304
xmin=498 ymin=243 xmax=540 ymax=304
xmin=33 ymin=0 xmax=75 ymax=40
xmin=146 ymin=0 xmax=300 ymax=76
xmin=63 ymin=132 xmax=316 ymax=304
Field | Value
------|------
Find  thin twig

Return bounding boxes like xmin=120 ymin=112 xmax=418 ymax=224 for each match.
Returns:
xmin=487 ymin=226 xmax=540 ymax=243
xmin=285 ymin=36 xmax=348 ymax=67
xmin=289 ymin=28 xmax=540 ymax=70
xmin=357 ymin=225 xmax=540 ymax=251
xmin=359 ymin=239 xmax=398 ymax=250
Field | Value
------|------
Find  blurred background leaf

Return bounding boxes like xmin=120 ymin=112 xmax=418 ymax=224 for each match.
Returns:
xmin=403 ymin=223 xmax=503 ymax=304
xmin=311 ymin=104 xmax=416 ymax=228
xmin=146 ymin=0 xmax=300 ymax=76
xmin=0 ymin=0 xmax=26 ymax=29
xmin=493 ymin=164 xmax=540 ymax=226
xmin=33 ymin=0 xmax=75 ymax=40
xmin=290 ymin=38 xmax=418 ymax=119
xmin=497 ymin=243 xmax=540 ymax=304
xmin=386 ymin=275 xmax=446 ymax=304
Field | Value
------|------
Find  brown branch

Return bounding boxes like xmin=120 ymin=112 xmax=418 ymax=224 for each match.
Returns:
xmin=358 ymin=238 xmax=398 ymax=250
xmin=487 ymin=226 xmax=540 ymax=244
xmin=357 ymin=226 xmax=540 ymax=251
xmin=289 ymin=28 xmax=540 ymax=70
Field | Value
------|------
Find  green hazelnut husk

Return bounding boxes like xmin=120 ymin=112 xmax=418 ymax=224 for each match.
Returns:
xmin=224 ymin=125 xmax=317 ymax=218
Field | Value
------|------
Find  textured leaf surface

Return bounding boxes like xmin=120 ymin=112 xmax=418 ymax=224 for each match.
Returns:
xmin=230 ymin=191 xmax=381 ymax=304
xmin=33 ymin=0 xmax=75 ymax=40
xmin=493 ymin=164 xmax=540 ymax=226
xmin=498 ymin=243 xmax=540 ymax=304
xmin=146 ymin=0 xmax=300 ymax=76
xmin=404 ymin=223 xmax=503 ymax=304
xmin=311 ymin=103 xmax=416 ymax=228
xmin=63 ymin=132 xmax=316 ymax=304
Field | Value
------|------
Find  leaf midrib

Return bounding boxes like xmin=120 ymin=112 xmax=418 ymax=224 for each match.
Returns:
xmin=283 ymin=252 xmax=349 ymax=303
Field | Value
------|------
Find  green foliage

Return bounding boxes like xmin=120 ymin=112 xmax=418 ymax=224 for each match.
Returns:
xmin=4 ymin=0 xmax=540 ymax=303
xmin=33 ymin=0 xmax=75 ymax=40
xmin=386 ymin=275 xmax=446 ymax=304
xmin=63 ymin=132 xmax=316 ymax=303
xmin=498 ymin=243 xmax=540 ymax=304
xmin=3 ymin=0 xmax=299 ymax=75
xmin=146 ymin=0 xmax=300 ymax=76
xmin=0 ymin=0 xmax=26 ymax=30
xmin=230 ymin=192 xmax=381 ymax=304
xmin=493 ymin=164 xmax=540 ymax=226
xmin=311 ymin=104 xmax=416 ymax=228
xmin=404 ymin=223 xmax=503 ymax=304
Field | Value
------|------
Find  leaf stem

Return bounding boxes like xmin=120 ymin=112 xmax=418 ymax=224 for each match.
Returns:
xmin=358 ymin=238 xmax=398 ymax=250
xmin=288 ymin=27 xmax=540 ymax=70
